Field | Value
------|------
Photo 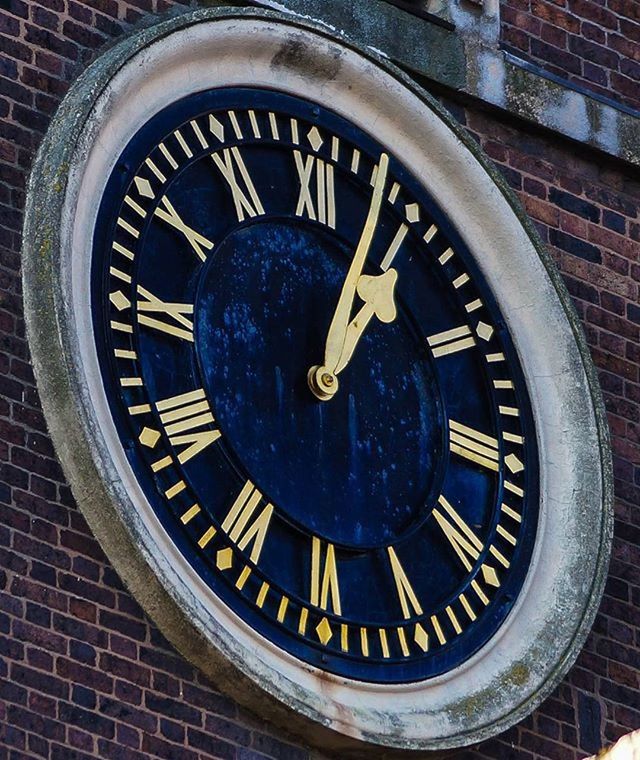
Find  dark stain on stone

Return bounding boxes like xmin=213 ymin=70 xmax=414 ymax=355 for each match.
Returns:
xmin=271 ymin=34 xmax=343 ymax=81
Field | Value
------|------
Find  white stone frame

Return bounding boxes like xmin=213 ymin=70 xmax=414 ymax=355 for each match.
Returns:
xmin=22 ymin=9 xmax=612 ymax=754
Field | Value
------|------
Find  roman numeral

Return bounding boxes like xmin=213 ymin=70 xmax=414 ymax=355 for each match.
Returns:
xmin=310 ymin=538 xmax=341 ymax=615
xmin=154 ymin=196 xmax=214 ymax=262
xmin=211 ymin=147 xmax=265 ymax=222
xmin=387 ymin=547 xmax=423 ymax=619
xmin=294 ymin=150 xmax=336 ymax=228
xmin=136 ymin=285 xmax=193 ymax=342
xmin=433 ymin=495 xmax=500 ymax=587
xmin=221 ymin=480 xmax=273 ymax=565
xmin=380 ymin=223 xmax=408 ymax=271
xmin=449 ymin=419 xmax=499 ymax=472
xmin=151 ymin=388 xmax=221 ymax=471
xmin=427 ymin=325 xmax=476 ymax=357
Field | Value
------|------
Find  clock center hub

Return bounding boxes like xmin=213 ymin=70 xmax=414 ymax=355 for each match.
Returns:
xmin=194 ymin=220 xmax=445 ymax=549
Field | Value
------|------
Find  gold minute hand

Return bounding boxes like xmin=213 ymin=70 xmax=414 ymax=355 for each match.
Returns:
xmin=323 ymin=153 xmax=389 ymax=372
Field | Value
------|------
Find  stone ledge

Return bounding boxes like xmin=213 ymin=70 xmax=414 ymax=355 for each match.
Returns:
xmin=251 ymin=0 xmax=639 ymax=167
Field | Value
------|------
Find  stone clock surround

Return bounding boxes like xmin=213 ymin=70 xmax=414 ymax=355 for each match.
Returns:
xmin=22 ymin=8 xmax=612 ymax=754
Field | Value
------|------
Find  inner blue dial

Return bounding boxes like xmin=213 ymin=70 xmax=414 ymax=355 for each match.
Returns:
xmin=196 ymin=219 xmax=444 ymax=548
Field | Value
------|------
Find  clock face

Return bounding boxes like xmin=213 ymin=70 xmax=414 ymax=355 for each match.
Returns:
xmin=92 ymin=86 xmax=539 ymax=683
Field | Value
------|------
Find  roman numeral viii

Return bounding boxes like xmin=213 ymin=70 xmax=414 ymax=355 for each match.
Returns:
xmin=449 ymin=419 xmax=499 ymax=472
xmin=311 ymin=538 xmax=341 ymax=615
xmin=212 ymin=147 xmax=265 ymax=222
xmin=136 ymin=285 xmax=193 ymax=342
xmin=294 ymin=150 xmax=336 ymax=228
xmin=151 ymin=388 xmax=221 ymax=472
xmin=221 ymin=480 xmax=273 ymax=565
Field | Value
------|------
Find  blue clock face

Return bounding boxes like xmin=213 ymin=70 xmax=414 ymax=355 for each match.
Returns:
xmin=93 ymin=87 xmax=538 ymax=683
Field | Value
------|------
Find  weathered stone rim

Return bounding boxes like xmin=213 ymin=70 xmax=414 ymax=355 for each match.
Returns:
xmin=22 ymin=6 xmax=613 ymax=755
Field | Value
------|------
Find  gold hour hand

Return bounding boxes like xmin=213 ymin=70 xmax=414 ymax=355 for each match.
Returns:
xmin=333 ymin=269 xmax=398 ymax=375
xmin=308 ymin=153 xmax=389 ymax=401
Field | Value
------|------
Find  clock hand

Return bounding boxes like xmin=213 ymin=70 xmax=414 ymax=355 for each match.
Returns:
xmin=332 ymin=268 xmax=398 ymax=375
xmin=308 ymin=153 xmax=389 ymax=401
xmin=324 ymin=153 xmax=389 ymax=371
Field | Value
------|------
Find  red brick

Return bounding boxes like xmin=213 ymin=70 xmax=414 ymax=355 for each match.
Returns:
xmin=504 ymin=0 xmax=640 ymax=109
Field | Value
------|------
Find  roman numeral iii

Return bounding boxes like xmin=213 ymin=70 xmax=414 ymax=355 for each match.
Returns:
xmin=310 ymin=538 xmax=341 ymax=615
xmin=294 ymin=150 xmax=336 ymax=228
xmin=212 ymin=147 xmax=265 ymax=222
xmin=154 ymin=196 xmax=214 ymax=262
xmin=151 ymin=388 xmax=221 ymax=471
xmin=221 ymin=480 xmax=273 ymax=565
xmin=136 ymin=285 xmax=194 ymax=342
xmin=449 ymin=419 xmax=499 ymax=472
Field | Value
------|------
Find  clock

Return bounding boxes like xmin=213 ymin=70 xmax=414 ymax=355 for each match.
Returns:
xmin=93 ymin=83 xmax=539 ymax=683
xmin=23 ymin=8 xmax=612 ymax=752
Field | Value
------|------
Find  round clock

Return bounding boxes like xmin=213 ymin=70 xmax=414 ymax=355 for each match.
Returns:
xmin=23 ymin=8 xmax=612 ymax=752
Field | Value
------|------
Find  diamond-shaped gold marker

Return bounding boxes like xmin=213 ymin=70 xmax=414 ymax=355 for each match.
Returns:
xmin=138 ymin=427 xmax=161 ymax=448
xmin=209 ymin=115 xmax=225 ymax=142
xmin=216 ymin=547 xmax=233 ymax=571
xmin=307 ymin=126 xmax=323 ymax=152
xmin=405 ymin=202 xmax=420 ymax=223
xmin=109 ymin=290 xmax=131 ymax=311
xmin=134 ymin=176 xmax=154 ymax=199
xmin=476 ymin=321 xmax=494 ymax=341
xmin=481 ymin=564 xmax=500 ymax=587
xmin=316 ymin=617 xmax=333 ymax=645
xmin=414 ymin=623 xmax=429 ymax=652
xmin=505 ymin=453 xmax=524 ymax=474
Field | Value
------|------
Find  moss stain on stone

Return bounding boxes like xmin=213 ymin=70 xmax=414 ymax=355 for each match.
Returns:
xmin=446 ymin=660 xmax=531 ymax=723
xmin=38 ymin=235 xmax=52 ymax=258
xmin=53 ymin=162 xmax=70 ymax=193
xmin=505 ymin=65 xmax=548 ymax=122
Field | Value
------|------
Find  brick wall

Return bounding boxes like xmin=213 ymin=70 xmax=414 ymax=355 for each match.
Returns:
xmin=1 ymin=2 xmax=639 ymax=759
xmin=500 ymin=0 xmax=640 ymax=113
xmin=454 ymin=102 xmax=640 ymax=758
